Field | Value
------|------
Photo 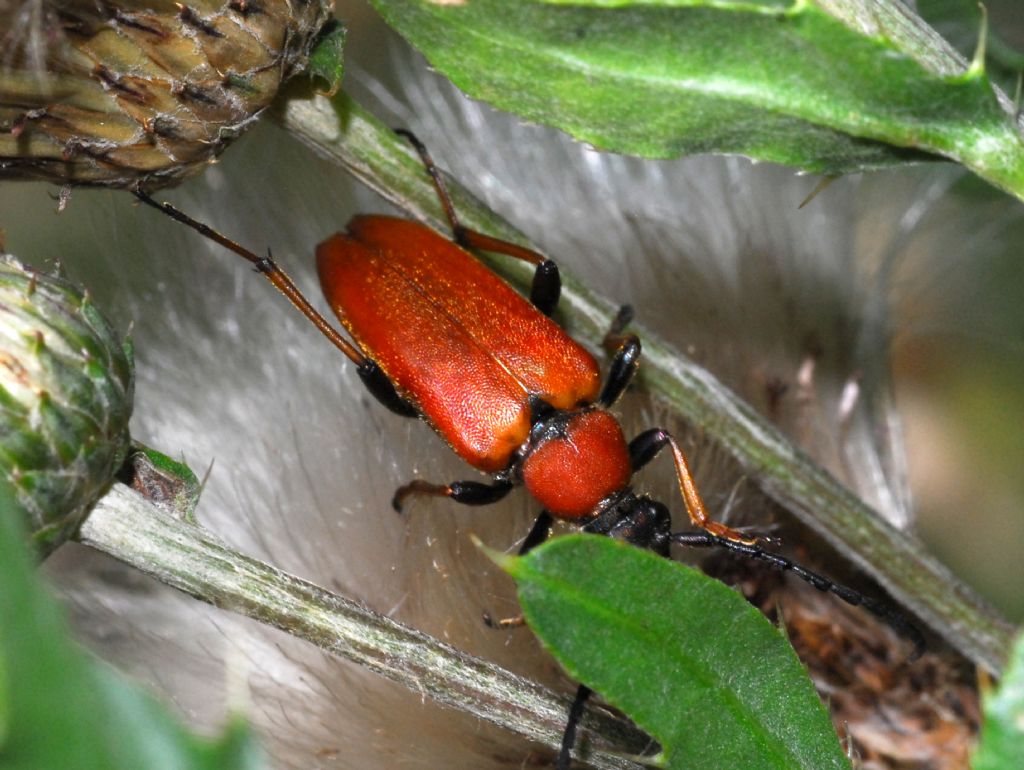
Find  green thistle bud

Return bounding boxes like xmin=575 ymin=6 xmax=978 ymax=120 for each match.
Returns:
xmin=0 ymin=255 xmax=133 ymax=554
xmin=0 ymin=0 xmax=333 ymax=189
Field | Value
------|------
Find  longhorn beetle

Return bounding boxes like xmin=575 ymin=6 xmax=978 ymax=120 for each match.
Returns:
xmin=135 ymin=130 xmax=922 ymax=769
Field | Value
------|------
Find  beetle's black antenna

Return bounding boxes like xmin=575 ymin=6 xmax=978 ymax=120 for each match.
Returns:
xmin=670 ymin=532 xmax=925 ymax=660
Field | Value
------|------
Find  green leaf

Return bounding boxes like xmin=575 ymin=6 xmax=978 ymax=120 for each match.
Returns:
xmin=973 ymin=632 xmax=1024 ymax=770
xmin=0 ymin=485 xmax=265 ymax=770
xmin=307 ymin=20 xmax=347 ymax=96
xmin=370 ymin=0 xmax=1024 ymax=201
xmin=505 ymin=534 xmax=849 ymax=770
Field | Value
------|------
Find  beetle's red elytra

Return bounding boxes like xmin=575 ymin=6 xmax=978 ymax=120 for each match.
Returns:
xmin=316 ymin=216 xmax=602 ymax=475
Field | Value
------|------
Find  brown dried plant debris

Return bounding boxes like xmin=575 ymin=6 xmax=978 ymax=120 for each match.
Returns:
xmin=704 ymin=550 xmax=980 ymax=770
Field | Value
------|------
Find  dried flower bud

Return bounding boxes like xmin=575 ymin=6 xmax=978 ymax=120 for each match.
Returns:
xmin=0 ymin=255 xmax=134 ymax=554
xmin=0 ymin=0 xmax=333 ymax=189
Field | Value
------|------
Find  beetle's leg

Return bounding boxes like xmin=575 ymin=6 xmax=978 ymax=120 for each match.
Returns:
xmin=481 ymin=510 xmax=555 ymax=630
xmin=602 ymin=305 xmax=634 ymax=354
xmin=598 ymin=332 xmax=641 ymax=409
xmin=391 ymin=478 xmax=514 ymax=513
xmin=556 ymin=684 xmax=593 ymax=770
xmin=356 ymin=360 xmax=419 ymax=417
xmin=519 ymin=509 xmax=555 ymax=555
xmin=671 ymin=532 xmax=925 ymax=660
xmin=133 ymin=190 xmax=365 ymax=365
xmin=627 ymin=428 xmax=755 ymax=544
xmin=482 ymin=613 xmax=526 ymax=630
xmin=135 ymin=190 xmax=421 ymax=418
xmin=627 ymin=428 xmax=668 ymax=472
xmin=459 ymin=232 xmax=560 ymax=317
xmin=395 ymin=129 xmax=561 ymax=316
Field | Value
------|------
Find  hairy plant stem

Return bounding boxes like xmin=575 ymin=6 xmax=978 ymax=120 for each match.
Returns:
xmin=273 ymin=84 xmax=1015 ymax=676
xmin=76 ymin=483 xmax=650 ymax=770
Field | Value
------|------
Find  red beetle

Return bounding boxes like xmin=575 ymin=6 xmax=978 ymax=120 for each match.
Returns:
xmin=315 ymin=201 xmax=750 ymax=547
xmin=136 ymin=130 xmax=920 ymax=769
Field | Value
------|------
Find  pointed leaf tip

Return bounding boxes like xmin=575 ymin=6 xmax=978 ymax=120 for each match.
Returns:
xmin=470 ymin=533 xmax=518 ymax=574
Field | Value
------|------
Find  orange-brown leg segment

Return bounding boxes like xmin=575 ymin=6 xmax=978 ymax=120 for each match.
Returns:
xmin=133 ymin=190 xmax=365 ymax=366
xmin=628 ymin=428 xmax=755 ymax=544
xmin=133 ymin=190 xmax=420 ymax=418
xmin=395 ymin=129 xmax=561 ymax=315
